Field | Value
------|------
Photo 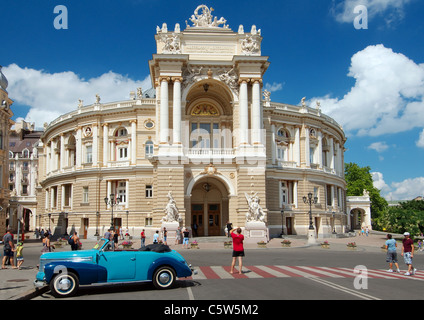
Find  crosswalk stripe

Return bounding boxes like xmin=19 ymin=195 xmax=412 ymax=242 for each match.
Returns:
xmin=183 ymin=266 xmax=423 ymax=281
xmin=298 ymin=266 xmax=344 ymax=278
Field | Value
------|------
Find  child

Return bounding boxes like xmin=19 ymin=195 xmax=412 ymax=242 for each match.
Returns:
xmin=15 ymin=242 xmax=24 ymax=270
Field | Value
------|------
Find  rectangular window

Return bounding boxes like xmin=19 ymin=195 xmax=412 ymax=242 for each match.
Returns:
xmin=145 ymin=185 xmax=153 ymax=198
xmin=118 ymin=147 xmax=128 ymax=160
xmin=326 ymin=185 xmax=332 ymax=206
xmin=64 ymin=184 xmax=72 ymax=207
xmin=145 ymin=218 xmax=153 ymax=226
xmin=83 ymin=187 xmax=89 ymax=203
xmin=86 ymin=145 xmax=93 ymax=163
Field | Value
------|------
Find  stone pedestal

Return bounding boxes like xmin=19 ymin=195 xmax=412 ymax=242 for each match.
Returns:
xmin=161 ymin=221 xmax=180 ymax=244
xmin=244 ymin=221 xmax=269 ymax=244
xmin=307 ymin=228 xmax=317 ymax=245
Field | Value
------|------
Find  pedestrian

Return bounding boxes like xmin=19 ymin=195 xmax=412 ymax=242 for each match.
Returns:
xmin=417 ymin=240 xmax=423 ymax=252
xmin=175 ymin=226 xmax=181 ymax=245
xmin=401 ymin=232 xmax=416 ymax=276
xmin=365 ymin=226 xmax=369 ymax=237
xmin=140 ymin=229 xmax=146 ymax=247
xmin=71 ymin=232 xmax=80 ymax=251
xmin=230 ymin=227 xmax=244 ymax=274
xmin=385 ymin=234 xmax=400 ymax=273
xmin=193 ymin=223 xmax=198 ymax=237
xmin=226 ymin=221 xmax=233 ymax=238
xmin=182 ymin=228 xmax=190 ymax=249
xmin=125 ymin=227 xmax=130 ymax=239
xmin=163 ymin=227 xmax=168 ymax=245
xmin=2 ymin=228 xmax=17 ymax=269
xmin=153 ymin=230 xmax=159 ymax=244
xmin=41 ymin=232 xmax=53 ymax=253
xmin=104 ymin=229 xmax=112 ymax=250
xmin=15 ymin=242 xmax=24 ymax=270
xmin=113 ymin=230 xmax=119 ymax=249
xmin=119 ymin=226 xmax=124 ymax=240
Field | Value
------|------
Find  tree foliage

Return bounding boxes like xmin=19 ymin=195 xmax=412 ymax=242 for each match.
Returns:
xmin=379 ymin=200 xmax=424 ymax=236
xmin=344 ymin=162 xmax=388 ymax=225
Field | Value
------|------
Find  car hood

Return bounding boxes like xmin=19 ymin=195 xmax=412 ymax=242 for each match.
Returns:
xmin=40 ymin=249 xmax=97 ymax=260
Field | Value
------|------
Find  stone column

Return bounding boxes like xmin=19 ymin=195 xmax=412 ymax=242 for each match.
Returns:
xmin=60 ymin=134 xmax=65 ymax=171
xmin=92 ymin=124 xmax=98 ymax=166
xmin=130 ymin=120 xmax=137 ymax=165
xmin=103 ymin=123 xmax=109 ymax=166
xmin=76 ymin=127 xmax=82 ymax=168
xmin=271 ymin=124 xmax=276 ymax=165
xmin=160 ymin=77 xmax=170 ymax=144
xmin=239 ymin=79 xmax=249 ymax=146
xmin=172 ymin=77 xmax=182 ymax=145
xmin=251 ymin=79 xmax=262 ymax=145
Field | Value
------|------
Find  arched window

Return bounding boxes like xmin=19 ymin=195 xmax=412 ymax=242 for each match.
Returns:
xmin=116 ymin=128 xmax=128 ymax=137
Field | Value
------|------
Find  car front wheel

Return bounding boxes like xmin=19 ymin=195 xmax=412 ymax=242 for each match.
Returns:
xmin=50 ymin=271 xmax=79 ymax=298
xmin=153 ymin=266 xmax=176 ymax=289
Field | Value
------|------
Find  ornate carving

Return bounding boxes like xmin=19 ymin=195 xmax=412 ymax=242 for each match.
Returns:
xmin=191 ymin=104 xmax=220 ymax=116
xmin=160 ymin=33 xmax=181 ymax=54
xmin=186 ymin=5 xmax=229 ymax=29
xmin=162 ymin=192 xmax=182 ymax=223
xmin=241 ymin=34 xmax=261 ymax=55
xmin=218 ymin=68 xmax=239 ymax=94
xmin=245 ymin=192 xmax=267 ymax=223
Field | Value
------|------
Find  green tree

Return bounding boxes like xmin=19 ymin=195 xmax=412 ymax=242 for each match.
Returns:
xmin=380 ymin=200 xmax=424 ymax=236
xmin=344 ymin=163 xmax=388 ymax=227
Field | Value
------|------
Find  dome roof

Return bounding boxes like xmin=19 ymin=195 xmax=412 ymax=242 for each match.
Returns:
xmin=0 ymin=66 xmax=8 ymax=91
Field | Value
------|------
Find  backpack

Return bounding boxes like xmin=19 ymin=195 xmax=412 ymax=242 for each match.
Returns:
xmin=68 ymin=236 xmax=74 ymax=245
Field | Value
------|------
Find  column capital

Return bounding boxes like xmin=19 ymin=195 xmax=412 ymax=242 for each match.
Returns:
xmin=171 ymin=76 xmax=183 ymax=83
xmin=159 ymin=76 xmax=171 ymax=83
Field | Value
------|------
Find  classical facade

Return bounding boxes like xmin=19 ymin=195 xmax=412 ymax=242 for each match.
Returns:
xmin=8 ymin=120 xmax=42 ymax=233
xmin=0 ymin=66 xmax=14 ymax=235
xmin=36 ymin=5 xmax=348 ymax=239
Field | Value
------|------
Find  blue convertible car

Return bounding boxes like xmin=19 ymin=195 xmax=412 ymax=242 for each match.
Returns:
xmin=35 ymin=239 xmax=194 ymax=298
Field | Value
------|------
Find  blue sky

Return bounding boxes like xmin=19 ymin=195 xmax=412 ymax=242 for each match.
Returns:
xmin=1 ymin=0 xmax=424 ymax=200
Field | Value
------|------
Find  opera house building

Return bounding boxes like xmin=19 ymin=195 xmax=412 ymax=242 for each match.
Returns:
xmin=36 ymin=5 xmax=350 ymax=240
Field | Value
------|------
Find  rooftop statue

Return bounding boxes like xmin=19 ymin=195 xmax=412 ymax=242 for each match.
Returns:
xmin=186 ymin=5 xmax=229 ymax=29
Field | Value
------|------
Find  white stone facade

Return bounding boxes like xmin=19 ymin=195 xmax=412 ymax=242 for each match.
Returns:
xmin=36 ymin=5 xmax=348 ymax=240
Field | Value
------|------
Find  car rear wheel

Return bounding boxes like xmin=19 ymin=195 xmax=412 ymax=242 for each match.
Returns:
xmin=153 ymin=266 xmax=176 ymax=289
xmin=50 ymin=271 xmax=79 ymax=298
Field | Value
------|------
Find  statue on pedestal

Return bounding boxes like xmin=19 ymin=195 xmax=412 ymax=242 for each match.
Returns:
xmin=162 ymin=192 xmax=182 ymax=223
xmin=245 ymin=192 xmax=267 ymax=223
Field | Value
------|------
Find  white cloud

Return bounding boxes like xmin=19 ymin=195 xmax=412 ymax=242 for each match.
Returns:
xmin=332 ymin=0 xmax=412 ymax=26
xmin=4 ymin=64 xmax=151 ymax=128
xmin=309 ymin=44 xmax=424 ymax=138
xmin=372 ymin=172 xmax=424 ymax=200
xmin=265 ymin=82 xmax=284 ymax=92
xmin=417 ymin=129 xmax=424 ymax=148
xmin=368 ymin=141 xmax=389 ymax=153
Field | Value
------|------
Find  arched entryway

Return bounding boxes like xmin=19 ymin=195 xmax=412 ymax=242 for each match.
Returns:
xmin=187 ymin=176 xmax=231 ymax=237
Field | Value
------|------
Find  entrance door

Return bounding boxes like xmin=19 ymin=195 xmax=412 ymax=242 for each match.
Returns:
xmin=208 ymin=204 xmax=220 ymax=236
xmin=82 ymin=218 xmax=89 ymax=239
xmin=286 ymin=217 xmax=293 ymax=235
xmin=191 ymin=204 xmax=204 ymax=237
xmin=113 ymin=218 xmax=122 ymax=234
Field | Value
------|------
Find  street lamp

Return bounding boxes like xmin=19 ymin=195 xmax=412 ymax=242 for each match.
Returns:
xmin=332 ymin=211 xmax=337 ymax=234
xmin=280 ymin=205 xmax=285 ymax=237
xmin=95 ymin=211 xmax=100 ymax=236
xmin=48 ymin=213 xmax=51 ymax=232
xmin=303 ymin=192 xmax=318 ymax=244
xmin=104 ymin=194 xmax=120 ymax=231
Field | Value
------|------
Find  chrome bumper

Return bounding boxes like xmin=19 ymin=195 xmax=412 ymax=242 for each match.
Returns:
xmin=34 ymin=280 xmax=46 ymax=288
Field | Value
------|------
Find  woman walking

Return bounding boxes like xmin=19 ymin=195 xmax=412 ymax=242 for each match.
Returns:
xmin=230 ymin=227 xmax=244 ymax=274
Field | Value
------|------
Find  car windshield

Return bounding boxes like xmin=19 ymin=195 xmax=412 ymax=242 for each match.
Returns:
xmin=93 ymin=239 xmax=107 ymax=250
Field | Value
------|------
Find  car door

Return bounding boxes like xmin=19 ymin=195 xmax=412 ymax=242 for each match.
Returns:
xmin=98 ymin=250 xmax=136 ymax=282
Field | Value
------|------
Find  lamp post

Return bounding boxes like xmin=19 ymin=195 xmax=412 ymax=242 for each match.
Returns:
xmin=95 ymin=211 xmax=100 ymax=236
xmin=104 ymin=194 xmax=120 ymax=231
xmin=280 ymin=205 xmax=285 ymax=238
xmin=332 ymin=211 xmax=337 ymax=234
xmin=303 ymin=192 xmax=318 ymax=244
xmin=48 ymin=213 xmax=51 ymax=232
